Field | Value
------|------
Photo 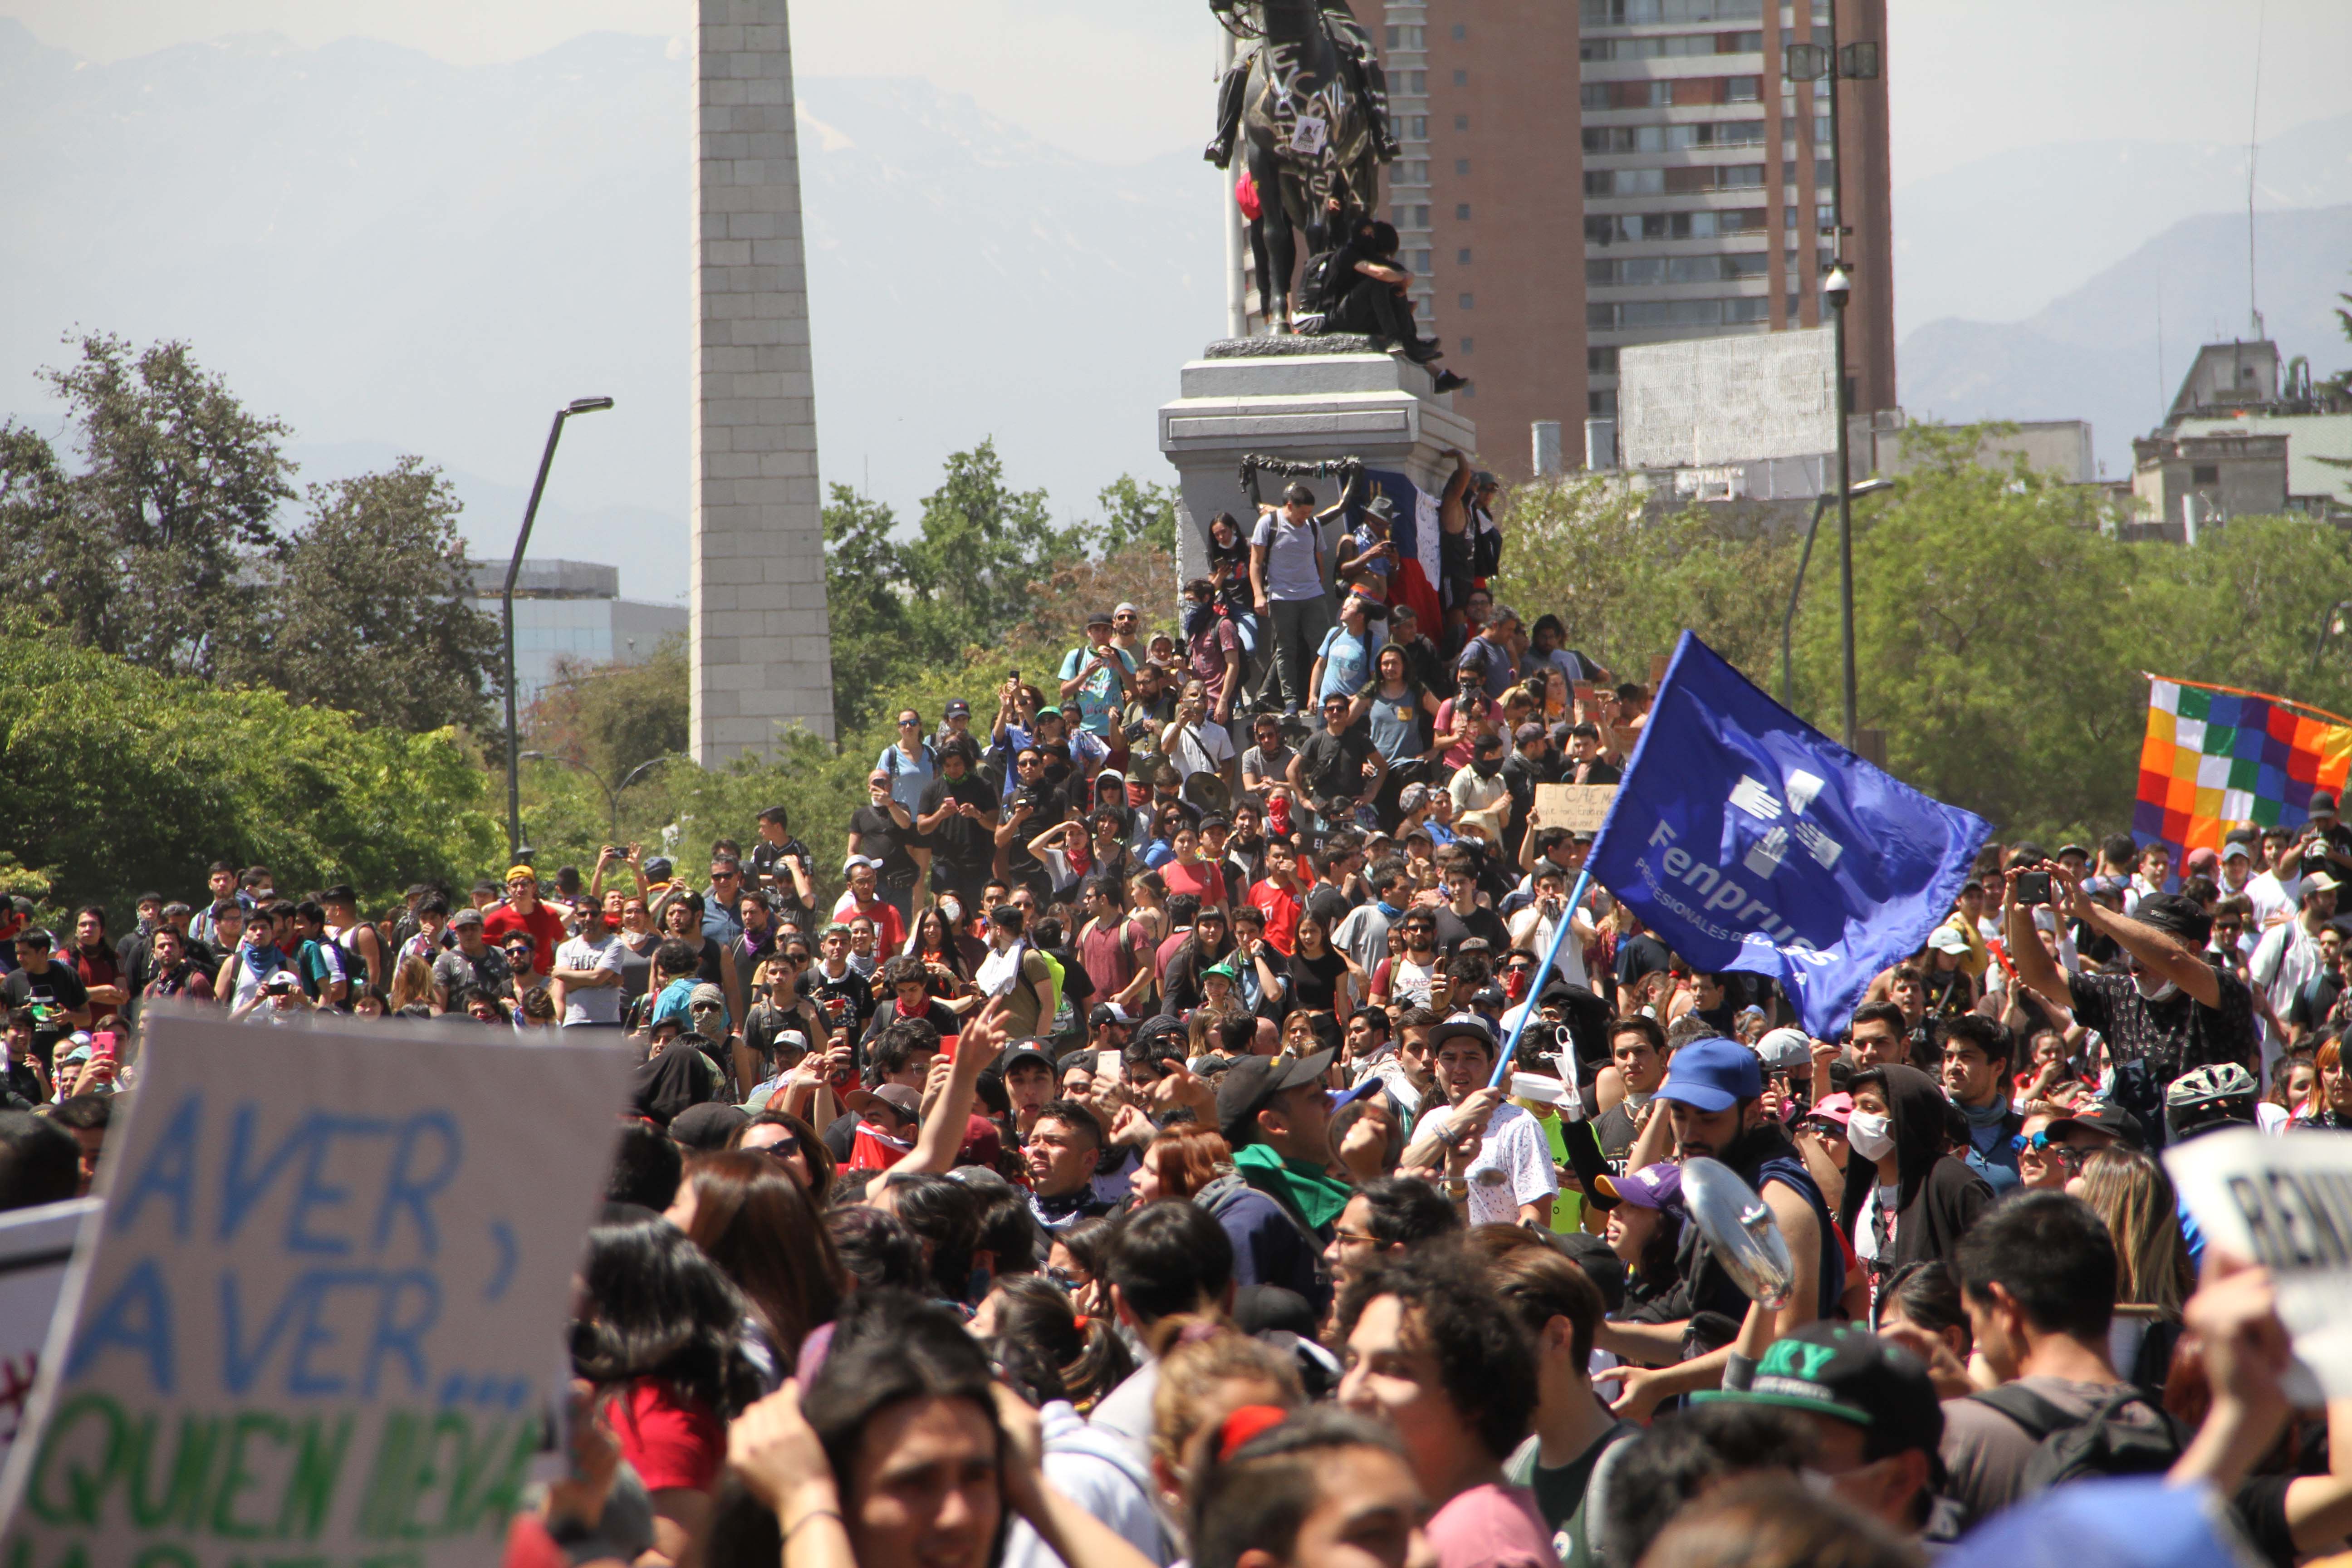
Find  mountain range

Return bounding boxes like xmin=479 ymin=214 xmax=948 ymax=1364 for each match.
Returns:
xmin=3 ymin=19 xmax=2350 ymax=602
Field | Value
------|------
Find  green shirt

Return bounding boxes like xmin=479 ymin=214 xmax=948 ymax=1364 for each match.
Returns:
xmin=1507 ymin=1421 xmax=1639 ymax=1563
xmin=1231 ymin=1142 xmax=1353 ymax=1232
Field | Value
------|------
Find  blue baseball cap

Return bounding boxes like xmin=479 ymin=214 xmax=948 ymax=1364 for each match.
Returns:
xmin=1655 ymin=1036 xmax=1762 ymax=1113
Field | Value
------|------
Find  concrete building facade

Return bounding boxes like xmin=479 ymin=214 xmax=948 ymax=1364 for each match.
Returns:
xmin=690 ymin=0 xmax=835 ymax=763
xmin=2128 ymin=431 xmax=2290 ymax=542
xmin=1376 ymin=0 xmax=1586 ymax=475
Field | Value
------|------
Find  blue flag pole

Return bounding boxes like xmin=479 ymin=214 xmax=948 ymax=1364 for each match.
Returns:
xmin=1487 ymin=865 xmax=1596 ymax=1091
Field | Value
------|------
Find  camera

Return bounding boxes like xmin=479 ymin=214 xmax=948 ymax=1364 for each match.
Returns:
xmin=2015 ymin=871 xmax=2052 ymax=907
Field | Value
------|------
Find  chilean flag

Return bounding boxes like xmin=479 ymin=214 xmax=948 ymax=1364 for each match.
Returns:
xmin=1359 ymin=466 xmax=1443 ymax=633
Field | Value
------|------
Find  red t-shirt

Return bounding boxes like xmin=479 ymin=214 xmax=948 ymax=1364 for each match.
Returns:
xmin=482 ymin=900 xmax=565 ymax=981
xmin=611 ymin=1379 xmax=725 ymax=1494
xmin=1078 ymin=917 xmax=1149 ymax=1004
xmin=1247 ymin=879 xmax=1303 ymax=956
xmin=1161 ymin=858 xmax=1228 ymax=912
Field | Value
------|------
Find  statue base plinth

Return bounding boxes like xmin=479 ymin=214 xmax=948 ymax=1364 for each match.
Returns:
xmin=1157 ymin=342 xmax=1476 ymax=588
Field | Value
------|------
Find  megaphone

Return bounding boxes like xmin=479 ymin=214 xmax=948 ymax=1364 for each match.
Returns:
xmin=1679 ymin=1156 xmax=1795 ymax=1310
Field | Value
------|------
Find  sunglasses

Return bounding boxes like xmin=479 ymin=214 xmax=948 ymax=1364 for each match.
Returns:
xmin=753 ymin=1137 xmax=802 ymax=1161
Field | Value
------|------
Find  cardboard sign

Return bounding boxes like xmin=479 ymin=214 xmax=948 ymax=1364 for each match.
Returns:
xmin=0 ymin=1009 xmax=632 ymax=1568
xmin=0 ymin=1201 xmax=96 ymax=1468
xmin=2168 ymin=1128 xmax=2352 ymax=1402
xmin=1534 ymin=784 xmax=1619 ymax=834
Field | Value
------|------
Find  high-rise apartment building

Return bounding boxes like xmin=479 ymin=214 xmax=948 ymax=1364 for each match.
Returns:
xmin=1377 ymin=1 xmax=1586 ymax=475
xmin=1368 ymin=0 xmax=1893 ymax=477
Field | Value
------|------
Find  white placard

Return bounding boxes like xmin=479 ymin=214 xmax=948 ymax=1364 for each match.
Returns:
xmin=0 ymin=1201 xmax=97 ymax=1469
xmin=0 ymin=1008 xmax=633 ymax=1567
xmin=2166 ymin=1127 xmax=2352 ymax=1403
xmin=1619 ymin=328 xmax=1840 ymax=469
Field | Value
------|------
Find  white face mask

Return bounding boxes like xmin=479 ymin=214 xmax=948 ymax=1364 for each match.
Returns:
xmin=2133 ymin=973 xmax=2180 ymax=1002
xmin=1845 ymin=1109 xmax=1896 ymax=1161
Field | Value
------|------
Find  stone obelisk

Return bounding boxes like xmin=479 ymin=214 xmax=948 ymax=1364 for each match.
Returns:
xmin=691 ymin=0 xmax=834 ymax=761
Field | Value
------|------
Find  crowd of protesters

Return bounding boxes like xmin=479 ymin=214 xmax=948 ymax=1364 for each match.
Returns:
xmin=7 ymin=469 xmax=2352 ymax=1568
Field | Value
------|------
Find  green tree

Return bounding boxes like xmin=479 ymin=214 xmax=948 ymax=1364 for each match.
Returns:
xmin=0 ymin=333 xmax=297 ymax=678
xmin=901 ymin=440 xmax=1088 ymax=651
xmin=0 ymin=619 xmax=499 ymax=917
xmin=522 ymin=631 xmax=692 ymax=836
xmin=220 ymin=457 xmax=499 ymax=733
xmin=1090 ymin=474 xmax=1179 ymax=556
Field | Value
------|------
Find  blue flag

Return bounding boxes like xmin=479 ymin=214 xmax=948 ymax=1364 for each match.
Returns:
xmin=1588 ymin=632 xmax=1990 ymax=1037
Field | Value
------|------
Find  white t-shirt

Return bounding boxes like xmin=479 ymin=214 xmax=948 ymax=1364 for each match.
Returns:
xmin=1163 ymin=720 xmax=1235 ymax=782
xmin=554 ymin=934 xmax=626 ymax=1025
xmin=1460 ymin=1102 xmax=1560 ymax=1226
xmin=2248 ymin=869 xmax=2303 ymax=931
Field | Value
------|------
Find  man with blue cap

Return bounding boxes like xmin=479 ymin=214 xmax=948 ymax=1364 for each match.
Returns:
xmin=1602 ymin=1035 xmax=1844 ymax=1419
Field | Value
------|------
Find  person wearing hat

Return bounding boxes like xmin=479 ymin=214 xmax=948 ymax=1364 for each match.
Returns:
xmin=480 ymin=865 xmax=564 ymax=987
xmin=1218 ymin=1048 xmax=1349 ymax=1232
xmin=832 ymin=854 xmax=908 ymax=958
xmin=1058 ymin=607 xmax=1139 ymax=743
xmin=1397 ymin=1017 xmax=1557 ymax=1228
xmin=1609 ymin=1037 xmax=1839 ymax=1414
xmin=2249 ymin=866 xmax=2339 ymax=1055
xmin=427 ymin=906 xmax=510 ymax=1015
xmin=1206 ymin=1048 xmax=1344 ymax=1312
xmin=1918 ymin=924 xmax=1982 ymax=1018
xmin=2004 ymin=858 xmax=2256 ymax=1149
xmin=1696 ymin=1321 xmax=1948 ymax=1534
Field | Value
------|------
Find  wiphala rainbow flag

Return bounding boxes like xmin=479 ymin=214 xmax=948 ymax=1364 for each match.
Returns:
xmin=2135 ymin=676 xmax=2352 ymax=853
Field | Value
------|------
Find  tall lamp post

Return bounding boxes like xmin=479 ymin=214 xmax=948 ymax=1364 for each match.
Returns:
xmin=1781 ymin=476 xmax=1893 ymax=715
xmin=504 ymin=397 xmax=615 ymax=862
xmin=1784 ymin=22 xmax=1880 ymax=747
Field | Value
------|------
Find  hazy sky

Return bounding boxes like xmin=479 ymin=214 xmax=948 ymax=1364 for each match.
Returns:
xmin=4 ymin=0 xmax=2344 ymax=186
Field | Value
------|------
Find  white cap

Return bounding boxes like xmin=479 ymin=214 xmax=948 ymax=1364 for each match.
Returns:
xmin=1927 ymin=925 xmax=1971 ymax=955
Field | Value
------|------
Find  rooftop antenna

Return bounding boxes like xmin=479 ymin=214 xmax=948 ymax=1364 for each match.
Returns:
xmin=2247 ymin=0 xmax=2265 ymax=340
xmin=2156 ymin=274 xmax=2166 ymax=421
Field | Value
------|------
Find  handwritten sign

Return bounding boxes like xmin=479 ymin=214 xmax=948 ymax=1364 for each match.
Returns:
xmin=1534 ymin=784 xmax=1619 ymax=834
xmin=0 ymin=1201 xmax=96 ymax=1468
xmin=0 ymin=1009 xmax=632 ymax=1568
xmin=2168 ymin=1128 xmax=2352 ymax=1402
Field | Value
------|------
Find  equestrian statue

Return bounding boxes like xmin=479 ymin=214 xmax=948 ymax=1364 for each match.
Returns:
xmin=1205 ymin=0 xmax=1395 ymax=334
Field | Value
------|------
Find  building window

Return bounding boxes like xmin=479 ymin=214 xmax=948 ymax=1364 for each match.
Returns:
xmin=1589 ymin=347 xmax=1620 ymax=374
xmin=1459 ymin=293 xmax=1475 ymax=310
xmin=1408 ymin=116 xmax=1428 ymax=138
xmin=1405 ymin=69 xmax=1427 ymax=93
xmin=1588 ymin=296 xmax=1776 ymax=329
xmin=1453 ymin=68 xmax=1468 ymax=85
xmin=1456 ymin=202 xmax=1472 ymax=220
xmin=1385 ymin=24 xmax=1426 ymax=46
xmin=1452 ymin=23 xmax=1468 ymax=38
xmin=1580 ymin=0 xmax=1766 ymax=22
xmin=1454 ymin=114 xmax=1469 ymax=131
xmin=1412 ymin=250 xmax=1433 ymax=274
xmin=1589 ymin=388 xmax=1618 ymax=416
xmin=2193 ymin=464 xmax=2221 ymax=485
xmin=1457 ymin=247 xmax=1473 ymax=265
xmin=1415 ymin=204 xmax=1431 ymax=227
xmin=1455 ymin=158 xmax=1470 ymax=175
xmin=1461 ymin=337 xmax=1475 ymax=353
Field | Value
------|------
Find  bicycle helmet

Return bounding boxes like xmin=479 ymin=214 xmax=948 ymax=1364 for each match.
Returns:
xmin=2164 ymin=1062 xmax=2258 ymax=1142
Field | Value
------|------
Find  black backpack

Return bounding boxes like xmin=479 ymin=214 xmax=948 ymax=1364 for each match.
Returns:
xmin=1969 ymin=1383 xmax=2190 ymax=1493
xmin=1297 ymin=247 xmax=1344 ymax=315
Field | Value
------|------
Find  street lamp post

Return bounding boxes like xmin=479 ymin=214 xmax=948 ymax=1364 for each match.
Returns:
xmin=1784 ymin=22 xmax=1879 ymax=748
xmin=504 ymin=397 xmax=615 ymax=862
xmin=519 ymin=750 xmax=691 ymax=841
xmin=1781 ymin=476 xmax=1892 ymax=715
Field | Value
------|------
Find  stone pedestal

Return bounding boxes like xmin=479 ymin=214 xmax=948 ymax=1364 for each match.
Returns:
xmin=1158 ymin=338 xmax=1477 ymax=591
xmin=690 ymin=0 xmax=834 ymax=763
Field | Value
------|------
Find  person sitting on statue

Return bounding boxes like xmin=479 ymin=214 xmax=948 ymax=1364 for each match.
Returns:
xmin=1205 ymin=0 xmax=1400 ymax=168
xmin=1324 ymin=221 xmax=1468 ymax=393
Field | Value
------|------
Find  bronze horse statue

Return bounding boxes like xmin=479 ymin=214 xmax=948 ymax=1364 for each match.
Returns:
xmin=1232 ymin=0 xmax=1384 ymax=332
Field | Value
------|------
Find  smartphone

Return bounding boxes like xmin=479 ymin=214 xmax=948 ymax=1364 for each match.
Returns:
xmin=2015 ymin=871 xmax=2052 ymax=907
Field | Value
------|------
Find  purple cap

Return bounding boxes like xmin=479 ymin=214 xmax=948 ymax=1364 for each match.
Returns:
xmin=1597 ymin=1162 xmax=1682 ymax=1210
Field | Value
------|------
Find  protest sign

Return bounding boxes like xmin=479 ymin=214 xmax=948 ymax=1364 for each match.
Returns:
xmin=2167 ymin=1127 xmax=2352 ymax=1403
xmin=1533 ymin=784 xmax=1617 ymax=834
xmin=0 ymin=1201 xmax=97 ymax=1467
xmin=0 ymin=1009 xmax=632 ymax=1568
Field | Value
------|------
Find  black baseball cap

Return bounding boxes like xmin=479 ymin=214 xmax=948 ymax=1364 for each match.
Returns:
xmin=999 ymin=1041 xmax=1056 ymax=1078
xmin=2047 ymin=1099 xmax=2145 ymax=1150
xmin=1696 ymin=1321 xmax=1945 ymax=1473
xmin=1217 ymin=1049 xmax=1337 ymax=1146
